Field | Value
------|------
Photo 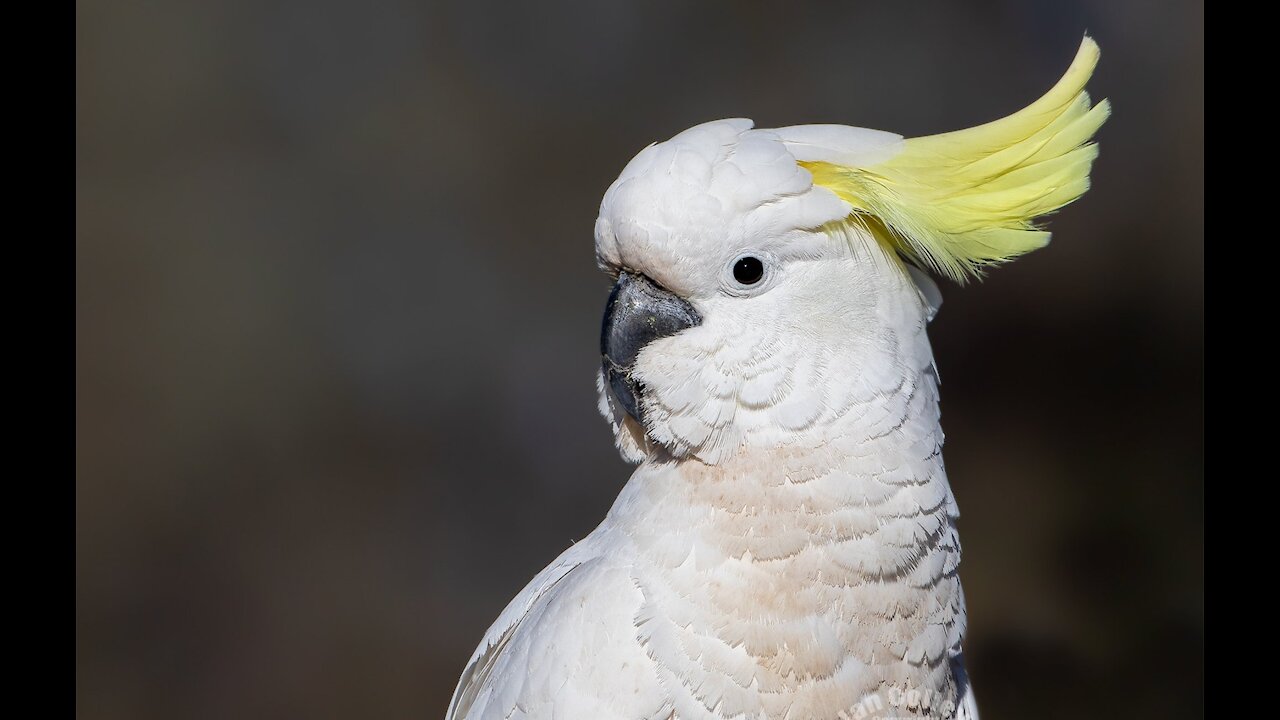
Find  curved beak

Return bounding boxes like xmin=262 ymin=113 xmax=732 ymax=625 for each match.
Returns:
xmin=600 ymin=272 xmax=701 ymax=423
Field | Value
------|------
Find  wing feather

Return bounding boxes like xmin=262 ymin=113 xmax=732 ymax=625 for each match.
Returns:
xmin=445 ymin=549 xmax=590 ymax=720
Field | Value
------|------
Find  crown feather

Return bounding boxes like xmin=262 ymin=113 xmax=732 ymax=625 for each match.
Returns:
xmin=792 ymin=36 xmax=1110 ymax=282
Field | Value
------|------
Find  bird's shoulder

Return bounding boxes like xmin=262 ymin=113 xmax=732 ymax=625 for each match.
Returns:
xmin=445 ymin=531 xmax=663 ymax=720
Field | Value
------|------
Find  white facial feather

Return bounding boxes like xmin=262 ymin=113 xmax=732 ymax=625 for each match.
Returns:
xmin=594 ymin=119 xmax=938 ymax=465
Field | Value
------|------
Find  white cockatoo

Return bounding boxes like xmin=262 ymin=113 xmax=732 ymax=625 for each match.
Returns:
xmin=448 ymin=37 xmax=1108 ymax=720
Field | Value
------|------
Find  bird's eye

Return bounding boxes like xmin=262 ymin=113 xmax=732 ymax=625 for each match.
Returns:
xmin=732 ymin=256 xmax=765 ymax=285
xmin=722 ymin=253 xmax=776 ymax=296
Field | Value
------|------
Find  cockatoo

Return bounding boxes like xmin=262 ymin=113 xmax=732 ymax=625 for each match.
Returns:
xmin=448 ymin=37 xmax=1108 ymax=720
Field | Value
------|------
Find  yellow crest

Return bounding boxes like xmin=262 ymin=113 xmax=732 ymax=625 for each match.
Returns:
xmin=802 ymin=36 xmax=1110 ymax=282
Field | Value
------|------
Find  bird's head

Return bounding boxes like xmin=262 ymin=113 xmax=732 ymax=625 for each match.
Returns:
xmin=595 ymin=38 xmax=1109 ymax=465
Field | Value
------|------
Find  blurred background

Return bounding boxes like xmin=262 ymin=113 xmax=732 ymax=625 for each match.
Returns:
xmin=77 ymin=1 xmax=1202 ymax=718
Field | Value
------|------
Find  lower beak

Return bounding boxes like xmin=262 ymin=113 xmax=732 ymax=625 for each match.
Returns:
xmin=600 ymin=272 xmax=701 ymax=423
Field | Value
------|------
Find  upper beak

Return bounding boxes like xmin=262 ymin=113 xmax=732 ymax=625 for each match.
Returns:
xmin=601 ymin=272 xmax=701 ymax=423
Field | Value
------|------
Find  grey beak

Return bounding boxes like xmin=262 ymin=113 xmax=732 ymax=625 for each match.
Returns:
xmin=601 ymin=272 xmax=702 ymax=423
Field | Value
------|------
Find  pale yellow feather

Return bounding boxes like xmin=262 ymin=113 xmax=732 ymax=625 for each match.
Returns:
xmin=803 ymin=36 xmax=1111 ymax=282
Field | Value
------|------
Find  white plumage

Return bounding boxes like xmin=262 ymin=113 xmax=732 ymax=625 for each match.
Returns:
xmin=448 ymin=39 xmax=1106 ymax=718
xmin=450 ymin=120 xmax=970 ymax=720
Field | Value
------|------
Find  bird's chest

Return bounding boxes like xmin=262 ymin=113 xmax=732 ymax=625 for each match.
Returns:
xmin=621 ymin=468 xmax=961 ymax=718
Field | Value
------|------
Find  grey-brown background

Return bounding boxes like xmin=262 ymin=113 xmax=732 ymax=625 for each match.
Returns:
xmin=77 ymin=1 xmax=1203 ymax=718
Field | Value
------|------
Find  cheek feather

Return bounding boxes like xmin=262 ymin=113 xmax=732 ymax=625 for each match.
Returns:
xmin=762 ymin=351 xmax=828 ymax=432
xmin=737 ymin=360 xmax=794 ymax=408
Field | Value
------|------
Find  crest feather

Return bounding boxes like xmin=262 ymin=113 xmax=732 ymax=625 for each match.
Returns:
xmin=799 ymin=36 xmax=1110 ymax=282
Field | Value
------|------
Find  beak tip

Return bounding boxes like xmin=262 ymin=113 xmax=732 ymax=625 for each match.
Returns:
xmin=604 ymin=363 xmax=643 ymax=423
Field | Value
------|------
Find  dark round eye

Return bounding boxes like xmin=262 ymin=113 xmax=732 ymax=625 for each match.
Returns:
xmin=732 ymin=256 xmax=765 ymax=285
